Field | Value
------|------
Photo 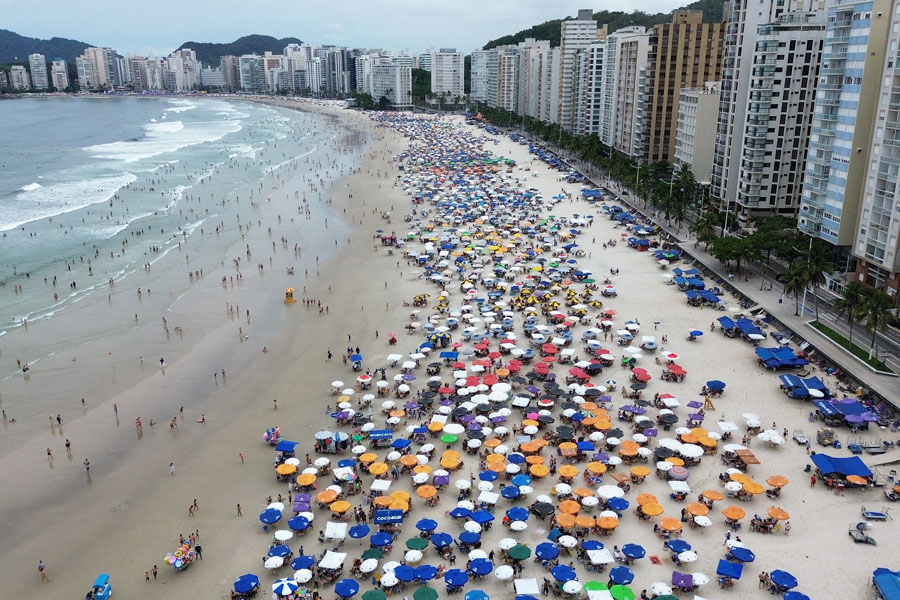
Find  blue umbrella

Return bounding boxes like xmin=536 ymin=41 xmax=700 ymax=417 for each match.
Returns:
xmin=288 ymin=516 xmax=310 ymax=531
xmin=458 ymin=531 xmax=480 ymax=544
xmin=729 ymin=546 xmax=755 ymax=563
xmin=666 ymin=539 xmax=691 ymax=553
xmin=551 ymin=565 xmax=577 ymax=582
xmin=468 ymin=559 xmax=493 ymax=576
xmin=689 ymin=330 xmax=703 ymax=337
xmin=716 ymin=559 xmax=743 ymax=580
xmin=416 ymin=519 xmax=438 ymax=532
xmin=259 ymin=508 xmax=282 ymax=524
xmin=394 ymin=565 xmax=416 ymax=582
xmin=479 ymin=470 xmax=499 ymax=482
xmin=466 ymin=591 xmax=489 ymax=600
xmin=335 ymin=579 xmax=360 ymax=598
xmin=268 ymin=545 xmax=291 ymax=558
xmin=391 ymin=439 xmax=411 ymax=449
xmin=511 ymin=474 xmax=532 ymax=486
xmin=272 ymin=578 xmax=299 ymax=596
xmin=450 ymin=507 xmax=471 ymax=519
xmin=234 ymin=574 xmax=260 ymax=594
xmin=370 ymin=532 xmax=393 ymax=547
xmin=445 ymin=569 xmax=469 ymax=587
xmin=431 ymin=532 xmax=453 ymax=548
xmin=607 ymin=497 xmax=629 ymax=512
xmin=621 ymin=543 xmax=645 ymax=559
xmin=784 ymin=593 xmax=809 ymax=600
xmin=506 ymin=507 xmax=529 ymax=522
xmin=535 ymin=543 xmax=559 ymax=560
xmin=706 ymin=380 xmax=726 ymax=391
xmin=501 ymin=486 xmax=520 ymax=499
xmin=609 ymin=566 xmax=634 ymax=585
xmin=415 ymin=565 xmax=438 ymax=581
xmin=291 ymin=555 xmax=315 ymax=570
xmin=770 ymin=570 xmax=798 ymax=590
xmin=338 ymin=459 xmax=357 ymax=468
xmin=581 ymin=540 xmax=603 ymax=550
xmin=470 ymin=510 xmax=494 ymax=524
xmin=508 ymin=453 xmax=526 ymax=464
xmin=349 ymin=524 xmax=371 ymax=539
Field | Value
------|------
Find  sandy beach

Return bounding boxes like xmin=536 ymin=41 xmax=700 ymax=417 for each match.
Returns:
xmin=1 ymin=103 xmax=895 ymax=600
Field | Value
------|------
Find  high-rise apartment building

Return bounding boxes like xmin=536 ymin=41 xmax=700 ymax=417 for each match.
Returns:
xmin=642 ymin=12 xmax=726 ymax=163
xmin=28 ymin=54 xmax=48 ymax=90
xmin=371 ymin=63 xmax=413 ymax=107
xmin=674 ymin=83 xmax=721 ymax=184
xmin=239 ymin=55 xmax=265 ymax=92
xmin=496 ymin=46 xmax=520 ymax=112
xmin=470 ymin=50 xmax=491 ymax=103
xmin=431 ymin=48 xmax=464 ymax=100
xmin=558 ymin=9 xmax=600 ymax=131
xmin=220 ymin=56 xmax=240 ymax=91
xmin=515 ymin=39 xmax=552 ymax=120
xmin=9 ymin=65 xmax=30 ymax=90
xmin=606 ymin=27 xmax=652 ymax=157
xmin=799 ymin=0 xmax=891 ymax=274
xmin=50 ymin=59 xmax=69 ymax=91
xmin=573 ymin=40 xmax=606 ymax=136
xmin=128 ymin=57 xmax=148 ymax=91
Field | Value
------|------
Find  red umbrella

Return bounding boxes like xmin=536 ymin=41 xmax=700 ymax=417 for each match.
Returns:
xmin=535 ymin=363 xmax=550 ymax=373
xmin=488 ymin=352 xmax=502 ymax=359
xmin=634 ymin=373 xmax=651 ymax=382
xmin=541 ymin=356 xmax=556 ymax=364
xmin=507 ymin=363 xmax=522 ymax=373
xmin=483 ymin=374 xmax=499 ymax=386
xmin=632 ymin=368 xmax=648 ymax=375
xmin=668 ymin=365 xmax=687 ymax=376
xmin=473 ymin=359 xmax=491 ymax=367
xmin=453 ymin=362 xmax=466 ymax=369
xmin=438 ymin=386 xmax=454 ymax=394
xmin=542 ymin=344 xmax=559 ymax=354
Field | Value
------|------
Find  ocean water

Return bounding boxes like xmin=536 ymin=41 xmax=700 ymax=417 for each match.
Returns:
xmin=0 ymin=97 xmax=355 ymax=382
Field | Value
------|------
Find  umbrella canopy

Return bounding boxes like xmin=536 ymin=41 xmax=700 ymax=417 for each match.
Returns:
xmin=413 ymin=588 xmax=438 ymax=600
xmin=609 ymin=566 xmax=634 ymax=585
xmin=335 ymin=579 xmax=360 ymax=598
xmin=770 ymin=570 xmax=798 ymax=590
xmin=272 ymin=578 xmax=299 ymax=596
xmin=234 ymin=574 xmax=260 ymax=594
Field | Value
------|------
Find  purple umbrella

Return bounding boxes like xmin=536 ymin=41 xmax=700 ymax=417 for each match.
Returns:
xmin=468 ymin=423 xmax=482 ymax=431
xmin=491 ymin=416 xmax=506 ymax=423
xmin=433 ymin=475 xmax=450 ymax=486
xmin=862 ymin=412 xmax=879 ymax=422
xmin=402 ymin=374 xmax=416 ymax=381
xmin=672 ymin=571 xmax=693 ymax=588
xmin=643 ymin=428 xmax=658 ymax=437
xmin=526 ymin=386 xmax=540 ymax=395
xmin=597 ymin=396 xmax=612 ymax=403
xmin=687 ymin=401 xmax=703 ymax=409
xmin=334 ymin=411 xmax=351 ymax=419
xmin=405 ymin=402 xmax=419 ymax=409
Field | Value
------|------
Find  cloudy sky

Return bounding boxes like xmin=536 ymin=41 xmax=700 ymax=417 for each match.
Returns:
xmin=3 ymin=0 xmax=687 ymax=56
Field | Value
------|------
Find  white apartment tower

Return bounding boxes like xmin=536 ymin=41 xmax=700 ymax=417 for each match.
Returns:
xmin=431 ymin=48 xmax=464 ymax=100
xmin=51 ymin=59 xmax=69 ymax=90
xmin=9 ymin=65 xmax=30 ymax=90
xmin=516 ymin=39 xmax=552 ymax=119
xmin=558 ymin=9 xmax=599 ymax=131
xmin=470 ymin=50 xmax=491 ymax=103
xmin=28 ymin=54 xmax=48 ymax=90
xmin=674 ymin=83 xmax=722 ymax=184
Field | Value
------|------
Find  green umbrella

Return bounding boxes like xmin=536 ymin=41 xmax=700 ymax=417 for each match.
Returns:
xmin=440 ymin=434 xmax=458 ymax=444
xmin=654 ymin=596 xmax=678 ymax=600
xmin=361 ymin=548 xmax=383 ymax=560
xmin=582 ymin=278 xmax=596 ymax=284
xmin=609 ymin=585 xmax=635 ymax=600
xmin=362 ymin=591 xmax=386 ymax=600
xmin=352 ymin=434 xmax=364 ymax=441
xmin=584 ymin=581 xmax=608 ymax=591
xmin=413 ymin=588 xmax=438 ymax=600
xmin=508 ymin=545 xmax=531 ymax=560
xmin=406 ymin=537 xmax=428 ymax=550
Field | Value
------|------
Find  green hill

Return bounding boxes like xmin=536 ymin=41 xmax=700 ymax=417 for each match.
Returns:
xmin=0 ymin=29 xmax=95 ymax=63
xmin=483 ymin=0 xmax=725 ymax=49
xmin=174 ymin=34 xmax=303 ymax=67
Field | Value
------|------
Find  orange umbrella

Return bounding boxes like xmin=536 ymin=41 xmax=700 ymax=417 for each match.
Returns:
xmin=620 ymin=440 xmax=639 ymax=451
xmin=686 ymin=502 xmax=709 ymax=516
xmin=373 ymin=496 xmax=393 ymax=507
xmin=659 ymin=517 xmax=682 ymax=532
xmin=369 ymin=462 xmax=388 ymax=475
xmin=442 ymin=450 xmax=461 ymax=460
xmin=619 ymin=447 xmax=638 ymax=457
xmin=416 ymin=485 xmax=438 ymax=499
xmin=533 ymin=439 xmax=549 ymax=448
xmin=587 ymin=462 xmax=607 ymax=475
xmin=581 ymin=402 xmax=598 ymax=411
xmin=702 ymin=489 xmax=724 ymax=501
xmin=768 ymin=507 xmax=790 ymax=521
xmin=690 ymin=427 xmax=708 ymax=437
xmin=730 ymin=472 xmax=752 ymax=484
xmin=575 ymin=515 xmax=596 ymax=528
xmin=296 ymin=473 xmax=317 ymax=486
xmin=559 ymin=500 xmax=581 ymax=514
xmin=390 ymin=501 xmax=409 ymax=513
xmin=330 ymin=500 xmax=351 ymax=513
xmin=636 ymin=493 xmax=658 ymax=506
xmin=665 ymin=457 xmax=685 ymax=466
xmin=359 ymin=453 xmax=378 ymax=464
xmin=766 ymin=475 xmax=789 ymax=488
xmin=316 ymin=490 xmax=338 ymax=504
xmin=522 ymin=419 xmax=539 ymax=428
xmin=722 ymin=505 xmax=746 ymax=520
xmin=413 ymin=464 xmax=432 ymax=474
xmin=642 ymin=503 xmax=664 ymax=516
xmin=276 ymin=464 xmax=297 ymax=475
xmin=559 ymin=465 xmax=579 ymax=478
xmin=487 ymin=461 xmax=506 ymax=473
xmin=427 ymin=422 xmax=444 ymax=432
xmin=743 ymin=482 xmax=765 ymax=495
xmin=389 ymin=410 xmax=406 ymax=418
xmin=484 ymin=438 xmax=501 ymax=448
xmin=391 ymin=490 xmax=410 ymax=503
xmin=681 ymin=433 xmax=699 ymax=444
xmin=530 ymin=464 xmax=550 ymax=478
xmin=594 ymin=420 xmax=612 ymax=431
xmin=526 ymin=455 xmax=545 ymax=465
xmin=596 ymin=516 xmax=619 ymax=530
xmin=559 ymin=442 xmax=577 ymax=451
xmin=440 ymin=457 xmax=460 ymax=469
xmin=847 ymin=475 xmax=868 ymax=485
xmin=486 ymin=453 xmax=505 ymax=464
xmin=573 ymin=487 xmax=594 ymax=498
xmin=556 ymin=513 xmax=576 ymax=528
xmin=520 ymin=442 xmax=539 ymax=453
xmin=400 ymin=455 xmax=418 ymax=467
xmin=698 ymin=436 xmax=717 ymax=448
xmin=630 ymin=466 xmax=650 ymax=478
xmin=582 ymin=416 xmax=599 ymax=427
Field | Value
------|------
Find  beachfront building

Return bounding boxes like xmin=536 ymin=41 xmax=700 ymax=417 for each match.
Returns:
xmin=50 ymin=59 xmax=69 ymax=91
xmin=200 ymin=66 xmax=226 ymax=88
xmin=558 ymin=9 xmax=600 ymax=132
xmin=515 ymin=39 xmax=553 ymax=120
xmin=674 ymin=83 xmax=721 ymax=185
xmin=573 ymin=39 xmax=606 ymax=136
xmin=28 ymin=53 xmax=48 ymax=90
xmin=496 ymin=46 xmax=520 ymax=112
xmin=538 ymin=47 xmax=561 ymax=125
xmin=852 ymin=4 xmax=900 ymax=297
xmin=641 ymin=12 xmax=726 ymax=164
xmin=711 ymin=0 xmax=826 ymax=228
xmin=221 ymin=56 xmax=240 ymax=91
xmin=418 ymin=49 xmax=433 ymax=71
xmin=79 ymin=47 xmax=111 ymax=90
xmin=470 ymin=49 xmax=491 ymax=103
xmin=284 ymin=44 xmax=309 ymax=93
xmin=128 ymin=57 xmax=148 ymax=92
xmin=799 ymin=0 xmax=892 ymax=284
xmin=431 ymin=48 xmax=464 ymax=101
xmin=371 ymin=63 xmax=413 ymax=107
xmin=239 ymin=55 xmax=265 ymax=93
xmin=9 ymin=65 xmax=30 ymax=90
xmin=604 ymin=27 xmax=652 ymax=158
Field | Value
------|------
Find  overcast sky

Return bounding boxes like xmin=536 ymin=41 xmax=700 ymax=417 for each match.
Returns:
xmin=2 ymin=0 xmax=687 ymax=56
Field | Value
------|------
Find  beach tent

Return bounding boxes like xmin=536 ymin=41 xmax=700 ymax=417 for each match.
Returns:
xmin=873 ymin=568 xmax=900 ymax=600
xmin=813 ymin=399 xmax=867 ymax=418
xmin=810 ymin=454 xmax=872 ymax=478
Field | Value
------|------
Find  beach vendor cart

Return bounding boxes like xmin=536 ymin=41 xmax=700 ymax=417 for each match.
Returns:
xmin=165 ymin=543 xmax=197 ymax=571
xmin=88 ymin=574 xmax=112 ymax=600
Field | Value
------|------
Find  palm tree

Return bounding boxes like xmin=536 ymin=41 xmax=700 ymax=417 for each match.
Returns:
xmin=801 ymin=249 xmax=835 ymax=323
xmin=783 ymin=262 xmax=809 ymax=317
xmin=689 ymin=212 xmax=720 ymax=249
xmin=861 ymin=289 xmax=894 ymax=361
xmin=832 ymin=282 xmax=866 ymax=349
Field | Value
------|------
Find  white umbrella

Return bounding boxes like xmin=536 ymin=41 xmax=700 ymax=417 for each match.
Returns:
xmin=678 ymin=551 xmax=698 ymax=563
xmin=464 ymin=521 xmax=482 ymax=533
xmin=271 ymin=578 xmax=298 ymax=595
xmin=382 ymin=401 xmax=395 ymax=410
xmin=352 ymin=445 xmax=367 ymax=455
xmin=468 ymin=549 xmax=489 ymax=560
xmin=332 ymin=381 xmax=344 ymax=388
xmin=285 ymin=457 xmax=301 ymax=466
xmin=467 ymin=439 xmax=482 ymax=449
xmin=294 ymin=569 xmax=313 ymax=583
xmin=693 ymin=515 xmax=712 ymax=527
xmin=273 ymin=529 xmax=294 ymax=542
xmin=386 ymin=451 xmax=402 ymax=462
xmin=314 ymin=457 xmax=330 ymax=468
xmin=555 ymin=483 xmax=572 ymax=496
xmin=692 ymin=572 xmax=710 ymax=586
xmin=267 ymin=502 xmax=286 ymax=512
xmin=581 ymin=496 xmax=599 ymax=507
xmin=342 ymin=389 xmax=356 ymax=396
xmin=506 ymin=463 xmax=521 ymax=474
xmin=478 ymin=481 xmax=494 ymax=492
xmin=498 ymin=538 xmax=518 ymax=550
xmin=264 ymin=557 xmax=285 ymax=569
xmin=558 ymin=535 xmax=578 ymax=548
xmin=742 ymin=413 xmax=760 ymax=422
xmin=724 ymin=482 xmax=742 ymax=492
xmin=597 ymin=485 xmax=624 ymax=500
xmin=380 ymin=573 xmax=399 ymax=587
xmin=359 ymin=560 xmax=378 ymax=574
xmin=650 ymin=582 xmax=673 ymax=596
xmin=510 ymin=521 xmax=527 ymax=531
xmin=413 ymin=473 xmax=429 ymax=485
xmin=563 ymin=581 xmax=583 ymax=594
xmin=494 ymin=565 xmax=515 ymax=580
xmin=405 ymin=550 xmax=423 ymax=563
xmin=455 ymin=479 xmax=471 ymax=490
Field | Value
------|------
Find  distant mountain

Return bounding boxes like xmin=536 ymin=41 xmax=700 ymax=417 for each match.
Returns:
xmin=175 ymin=34 xmax=303 ymax=67
xmin=0 ymin=29 xmax=94 ymax=63
xmin=483 ymin=0 xmax=725 ymax=49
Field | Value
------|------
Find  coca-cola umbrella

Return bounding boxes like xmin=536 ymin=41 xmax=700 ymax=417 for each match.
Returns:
xmin=630 ymin=382 xmax=647 ymax=391
xmin=531 ymin=502 xmax=554 ymax=516
xmin=654 ymin=447 xmax=674 ymax=460
xmin=659 ymin=413 xmax=679 ymax=424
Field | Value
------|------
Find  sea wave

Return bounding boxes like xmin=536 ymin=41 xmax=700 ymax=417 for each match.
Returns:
xmin=1 ymin=172 xmax=138 ymax=232
xmin=165 ymin=100 xmax=198 ymax=113
xmin=20 ymin=182 xmax=42 ymax=191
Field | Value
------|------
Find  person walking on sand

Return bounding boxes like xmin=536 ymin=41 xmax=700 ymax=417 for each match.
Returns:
xmin=237 ymin=504 xmax=243 ymax=516
xmin=38 ymin=560 xmax=48 ymax=582
xmin=83 ymin=459 xmax=90 ymax=472
xmin=152 ymin=565 xmax=158 ymax=580
xmin=170 ymin=462 xmax=175 ymax=475
xmin=273 ymin=399 xmax=278 ymax=410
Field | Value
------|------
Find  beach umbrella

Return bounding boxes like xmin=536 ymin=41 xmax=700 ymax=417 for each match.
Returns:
xmin=394 ymin=566 xmax=416 ymax=582
xmin=535 ymin=542 xmax=559 ymax=560
xmin=465 ymin=591 xmax=488 ymax=600
xmin=508 ymin=545 xmax=531 ymax=561
xmin=362 ymin=591 xmax=386 ymax=600
xmin=469 ymin=559 xmax=493 ymax=576
xmin=770 ymin=570 xmax=798 ymax=590
xmin=335 ymin=579 xmax=360 ymax=598
xmin=349 ymin=524 xmax=370 ymax=539
xmin=609 ymin=585 xmax=635 ymax=600
xmin=552 ymin=565 xmax=577 ymax=582
xmin=272 ymin=579 xmax=299 ymax=596
xmin=784 ymin=593 xmax=810 ymax=600
xmin=621 ymin=544 xmax=645 ymax=559
xmin=380 ymin=573 xmax=399 ymax=588
xmin=293 ymin=568 xmax=312 ymax=583
xmin=445 ymin=569 xmax=469 ymax=587
xmin=413 ymin=588 xmax=438 ymax=600
xmin=371 ymin=532 xmax=393 ymax=547
xmin=609 ymin=566 xmax=634 ymax=585
xmin=268 ymin=545 xmax=291 ymax=558
xmin=677 ymin=551 xmax=698 ymax=564
xmin=406 ymin=537 xmax=428 ymax=550
xmin=431 ymin=532 xmax=453 ymax=548
xmin=291 ymin=555 xmax=316 ymax=570
xmin=415 ymin=565 xmax=438 ymax=581
xmin=665 ymin=539 xmax=691 ymax=553
xmin=494 ymin=565 xmax=514 ymax=580
xmin=563 ymin=581 xmax=583 ymax=594
xmin=729 ymin=546 xmax=755 ymax=563
xmin=259 ymin=508 xmax=282 ymax=525
xmin=234 ymin=574 xmax=260 ymax=594
xmin=361 ymin=548 xmax=383 ymax=561
xmin=359 ymin=559 xmax=379 ymax=574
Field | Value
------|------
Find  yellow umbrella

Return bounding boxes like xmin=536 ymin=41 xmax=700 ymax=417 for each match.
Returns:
xmin=743 ymin=482 xmax=765 ymax=495
xmin=442 ymin=450 xmax=461 ymax=460
xmin=440 ymin=457 xmax=460 ymax=469
xmin=665 ymin=457 xmax=685 ymax=466
xmin=316 ymin=490 xmax=338 ymax=504
xmin=636 ymin=493 xmax=658 ymax=506
xmin=730 ymin=472 xmax=752 ymax=484
xmin=686 ymin=502 xmax=709 ymax=516
xmin=641 ymin=503 xmax=664 ymax=516
xmin=427 ymin=422 xmax=444 ymax=432
xmin=530 ymin=464 xmax=550 ymax=478
xmin=698 ymin=436 xmax=717 ymax=448
xmin=766 ymin=475 xmax=789 ymax=488
xmin=573 ymin=487 xmax=594 ymax=498
xmin=559 ymin=500 xmax=581 ymax=514
xmin=559 ymin=465 xmax=579 ymax=478
xmin=587 ymin=462 xmax=607 ymax=475
xmin=526 ymin=455 xmax=545 ymax=465
xmin=390 ymin=491 xmax=410 ymax=503
xmin=400 ymin=455 xmax=418 ymax=467
xmin=487 ymin=462 xmax=506 ymax=473
xmin=389 ymin=500 xmax=409 ymax=513
xmin=486 ymin=453 xmax=505 ymax=464
xmin=416 ymin=485 xmax=438 ymax=499
xmin=556 ymin=513 xmax=576 ymax=528
xmin=373 ymin=496 xmax=393 ymax=507
xmin=559 ymin=442 xmax=578 ymax=451
xmin=484 ymin=438 xmax=501 ymax=448
xmin=702 ymin=489 xmax=724 ymax=501
xmin=359 ymin=453 xmax=378 ymax=464
xmin=768 ymin=507 xmax=790 ymax=521
xmin=296 ymin=474 xmax=317 ymax=486
xmin=575 ymin=515 xmax=596 ymax=528
xmin=330 ymin=500 xmax=351 ymax=514
xmin=276 ymin=464 xmax=297 ymax=476
xmin=596 ymin=516 xmax=619 ymax=530
xmin=369 ymin=462 xmax=389 ymax=475
xmin=630 ymin=466 xmax=650 ymax=477
xmin=413 ymin=464 xmax=432 ymax=474
xmin=847 ymin=474 xmax=868 ymax=485
xmin=722 ymin=505 xmax=746 ymax=520
xmin=659 ymin=517 xmax=682 ymax=532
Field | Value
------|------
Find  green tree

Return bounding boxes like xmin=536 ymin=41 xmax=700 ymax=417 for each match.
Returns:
xmin=861 ymin=289 xmax=894 ymax=361
xmin=832 ymin=282 xmax=866 ymax=348
xmin=733 ymin=238 xmax=761 ymax=275
xmin=690 ymin=211 xmax=722 ymax=250
xmin=782 ymin=262 xmax=810 ymax=317
xmin=708 ymin=236 xmax=742 ymax=269
xmin=801 ymin=245 xmax=835 ymax=323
